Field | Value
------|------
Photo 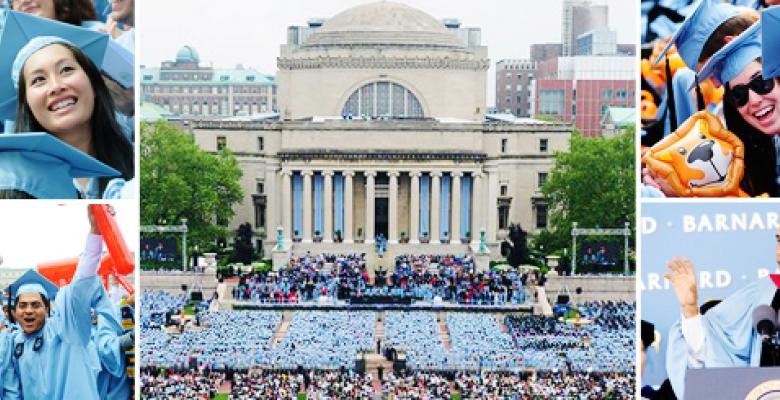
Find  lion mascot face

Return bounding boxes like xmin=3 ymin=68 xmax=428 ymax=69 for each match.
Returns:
xmin=642 ymin=110 xmax=748 ymax=197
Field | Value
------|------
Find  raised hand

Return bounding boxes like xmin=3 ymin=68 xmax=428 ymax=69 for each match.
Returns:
xmin=664 ymin=257 xmax=700 ymax=318
xmin=87 ymin=205 xmax=116 ymax=234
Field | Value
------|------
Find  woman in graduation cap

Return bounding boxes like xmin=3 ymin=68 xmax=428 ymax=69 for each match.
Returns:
xmin=9 ymin=206 xmax=112 ymax=399
xmin=696 ymin=18 xmax=780 ymax=196
xmin=12 ymin=36 xmax=133 ymax=199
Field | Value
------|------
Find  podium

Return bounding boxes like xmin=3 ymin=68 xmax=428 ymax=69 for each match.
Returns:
xmin=685 ymin=367 xmax=780 ymax=399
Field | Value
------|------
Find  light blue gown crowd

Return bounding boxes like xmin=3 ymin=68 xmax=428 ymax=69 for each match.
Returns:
xmin=141 ymin=289 xmax=633 ymax=374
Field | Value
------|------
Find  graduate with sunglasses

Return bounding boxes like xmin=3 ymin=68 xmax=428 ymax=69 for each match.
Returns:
xmin=695 ymin=19 xmax=780 ymax=196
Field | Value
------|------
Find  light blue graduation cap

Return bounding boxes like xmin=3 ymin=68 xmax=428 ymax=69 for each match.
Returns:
xmin=762 ymin=6 xmax=780 ymax=79
xmin=0 ymin=11 xmax=134 ymax=121
xmin=693 ymin=21 xmax=761 ymax=88
xmin=10 ymin=269 xmax=58 ymax=305
xmin=654 ymin=0 xmax=741 ymax=68
xmin=0 ymin=132 xmax=120 ymax=199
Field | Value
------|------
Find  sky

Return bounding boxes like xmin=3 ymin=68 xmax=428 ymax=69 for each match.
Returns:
xmin=0 ymin=203 xmax=138 ymax=269
xmin=138 ymin=0 xmax=638 ymax=107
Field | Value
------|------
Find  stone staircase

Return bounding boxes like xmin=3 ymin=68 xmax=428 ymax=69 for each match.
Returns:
xmin=437 ymin=312 xmax=452 ymax=351
xmin=271 ymin=310 xmax=294 ymax=347
xmin=497 ymin=314 xmax=509 ymax=333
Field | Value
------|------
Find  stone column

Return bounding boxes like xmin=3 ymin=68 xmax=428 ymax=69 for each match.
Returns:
xmin=343 ymin=171 xmax=355 ymax=244
xmin=281 ymin=170 xmax=293 ymax=245
xmin=409 ymin=172 xmax=421 ymax=245
xmin=430 ymin=171 xmax=441 ymax=244
xmin=365 ymin=171 xmax=376 ymax=244
xmin=388 ymin=171 xmax=399 ymax=244
xmin=264 ymin=163 xmax=279 ymax=238
xmin=486 ymin=167 xmax=499 ymax=245
xmin=302 ymin=170 xmax=314 ymax=243
xmin=471 ymin=172 xmax=482 ymax=245
xmin=450 ymin=172 xmax=462 ymax=244
xmin=323 ymin=170 xmax=334 ymax=243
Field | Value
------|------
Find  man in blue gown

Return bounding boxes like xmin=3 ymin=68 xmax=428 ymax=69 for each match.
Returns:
xmin=9 ymin=207 xmax=110 ymax=400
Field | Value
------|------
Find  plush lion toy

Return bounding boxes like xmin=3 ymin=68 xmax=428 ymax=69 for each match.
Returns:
xmin=643 ymin=110 xmax=748 ymax=197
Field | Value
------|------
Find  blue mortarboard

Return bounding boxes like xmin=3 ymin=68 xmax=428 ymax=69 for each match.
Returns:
xmin=10 ymin=269 xmax=58 ymax=304
xmin=0 ymin=132 xmax=120 ymax=199
xmin=654 ymin=0 xmax=740 ymax=68
xmin=762 ymin=6 xmax=780 ymax=79
xmin=0 ymin=11 xmax=134 ymax=121
xmin=694 ymin=21 xmax=761 ymax=88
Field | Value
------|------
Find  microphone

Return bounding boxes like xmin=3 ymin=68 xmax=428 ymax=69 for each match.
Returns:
xmin=753 ymin=305 xmax=777 ymax=340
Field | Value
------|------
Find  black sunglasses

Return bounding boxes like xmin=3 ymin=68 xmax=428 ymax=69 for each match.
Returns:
xmin=725 ymin=75 xmax=775 ymax=107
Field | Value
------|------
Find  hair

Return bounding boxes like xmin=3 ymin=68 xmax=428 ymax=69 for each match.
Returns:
xmin=10 ymin=293 xmax=51 ymax=324
xmin=14 ymin=42 xmax=134 ymax=197
xmin=0 ymin=190 xmax=35 ymax=199
xmin=54 ymin=0 xmax=98 ymax=26
xmin=723 ymin=79 xmax=779 ymax=197
xmin=700 ymin=15 xmax=755 ymax=63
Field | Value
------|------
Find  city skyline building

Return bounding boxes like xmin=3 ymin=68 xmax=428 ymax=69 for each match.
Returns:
xmin=141 ymin=46 xmax=278 ymax=118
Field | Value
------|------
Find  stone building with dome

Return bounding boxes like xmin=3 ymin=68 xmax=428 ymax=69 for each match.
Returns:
xmin=180 ymin=1 xmax=571 ymax=270
xmin=141 ymin=45 xmax=277 ymax=117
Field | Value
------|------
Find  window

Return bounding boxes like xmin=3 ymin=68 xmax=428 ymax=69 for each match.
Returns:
xmin=535 ymin=204 xmax=548 ymax=229
xmin=255 ymin=203 xmax=266 ymax=228
xmin=342 ymin=81 xmax=424 ymax=118
xmin=602 ymin=89 xmax=612 ymax=101
xmin=501 ymin=138 xmax=508 ymax=153
xmin=256 ymin=180 xmax=264 ymax=193
xmin=499 ymin=206 xmax=510 ymax=230
xmin=539 ymin=138 xmax=549 ymax=153
xmin=257 ymin=136 xmax=264 ymax=151
xmin=220 ymin=75 xmax=229 ymax=81
xmin=500 ymin=184 xmax=508 ymax=197
xmin=246 ymin=75 xmax=256 ymax=82
xmin=539 ymin=89 xmax=564 ymax=115
xmin=217 ymin=136 xmax=226 ymax=150
xmin=143 ymin=74 xmax=153 ymax=81
xmin=538 ymin=172 xmax=548 ymax=188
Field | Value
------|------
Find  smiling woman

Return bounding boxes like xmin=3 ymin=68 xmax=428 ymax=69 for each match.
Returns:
xmin=12 ymin=37 xmax=134 ymax=199
xmin=10 ymin=0 xmax=98 ymax=26
xmin=692 ymin=21 xmax=780 ymax=197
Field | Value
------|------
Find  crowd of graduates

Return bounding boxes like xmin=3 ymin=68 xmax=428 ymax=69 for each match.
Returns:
xmin=141 ymin=286 xmax=634 ymax=398
xmin=231 ymin=252 xmax=527 ymax=306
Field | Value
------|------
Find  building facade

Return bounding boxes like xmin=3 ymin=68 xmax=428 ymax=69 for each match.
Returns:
xmin=185 ymin=2 xmax=571 ymax=269
xmin=561 ymin=0 xmax=608 ymax=57
xmin=495 ymin=59 xmax=537 ymax=117
xmin=141 ymin=46 xmax=277 ymax=118
xmin=535 ymin=55 xmax=634 ymax=137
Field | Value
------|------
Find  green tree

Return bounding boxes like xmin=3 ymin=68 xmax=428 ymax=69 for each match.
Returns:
xmin=140 ymin=121 xmax=243 ymax=249
xmin=539 ymin=127 xmax=635 ymax=253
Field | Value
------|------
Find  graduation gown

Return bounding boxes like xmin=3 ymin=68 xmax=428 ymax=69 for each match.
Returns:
xmin=91 ymin=288 xmax=130 ymax=400
xmin=666 ymin=277 xmax=777 ymax=399
xmin=12 ymin=234 xmax=105 ymax=400
xmin=0 ymin=331 xmax=19 ymax=400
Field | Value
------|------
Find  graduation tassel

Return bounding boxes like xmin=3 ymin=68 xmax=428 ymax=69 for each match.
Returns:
xmin=665 ymin=57 xmax=678 ymax=131
xmin=695 ymin=75 xmax=706 ymax=111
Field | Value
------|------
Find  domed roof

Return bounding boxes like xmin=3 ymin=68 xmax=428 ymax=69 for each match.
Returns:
xmin=176 ymin=45 xmax=200 ymax=63
xmin=304 ymin=1 xmax=463 ymax=48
